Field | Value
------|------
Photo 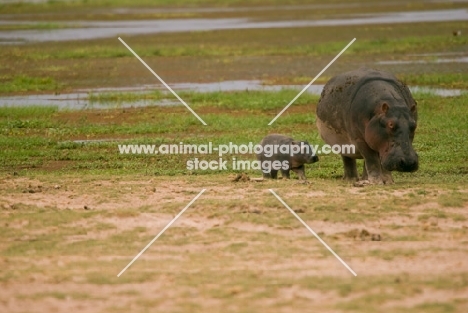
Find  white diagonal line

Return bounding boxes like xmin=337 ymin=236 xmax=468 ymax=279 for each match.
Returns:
xmin=117 ymin=189 xmax=206 ymax=277
xmin=269 ymin=189 xmax=357 ymax=276
xmin=268 ymin=38 xmax=356 ymax=125
xmin=118 ymin=37 xmax=207 ymax=126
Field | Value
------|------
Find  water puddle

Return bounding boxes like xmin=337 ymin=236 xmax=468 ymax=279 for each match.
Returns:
xmin=172 ymin=81 xmax=466 ymax=97
xmin=408 ymin=86 xmax=466 ymax=97
xmin=0 ymin=92 xmax=179 ymax=110
xmin=0 ymin=80 xmax=284 ymax=110
xmin=408 ymin=52 xmax=468 ymax=57
xmin=1 ymin=9 xmax=467 ymax=43
xmin=0 ymin=80 xmax=465 ymax=110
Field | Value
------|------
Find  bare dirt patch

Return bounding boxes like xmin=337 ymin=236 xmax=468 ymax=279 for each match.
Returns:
xmin=1 ymin=174 xmax=468 ymax=312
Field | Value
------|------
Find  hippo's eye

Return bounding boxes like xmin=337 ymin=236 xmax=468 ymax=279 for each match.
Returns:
xmin=387 ymin=121 xmax=394 ymax=130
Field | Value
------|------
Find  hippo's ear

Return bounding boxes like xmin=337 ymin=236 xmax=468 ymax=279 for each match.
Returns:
xmin=291 ymin=141 xmax=300 ymax=146
xmin=380 ymin=102 xmax=389 ymax=114
xmin=376 ymin=102 xmax=389 ymax=115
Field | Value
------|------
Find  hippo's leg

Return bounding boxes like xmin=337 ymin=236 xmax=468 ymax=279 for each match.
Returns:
xmin=362 ymin=162 xmax=368 ymax=180
xmin=356 ymin=141 xmax=384 ymax=184
xmin=363 ymin=161 xmax=393 ymax=184
xmin=292 ymin=165 xmax=306 ymax=180
xmin=342 ymin=156 xmax=359 ymax=181
xmin=262 ymin=172 xmax=272 ymax=179
xmin=281 ymin=169 xmax=290 ymax=179
xmin=381 ymin=168 xmax=394 ymax=184
xmin=270 ymin=170 xmax=278 ymax=179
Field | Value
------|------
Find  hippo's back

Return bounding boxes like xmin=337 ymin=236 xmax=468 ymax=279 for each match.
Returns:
xmin=259 ymin=134 xmax=293 ymax=145
xmin=317 ymin=67 xmax=412 ymax=128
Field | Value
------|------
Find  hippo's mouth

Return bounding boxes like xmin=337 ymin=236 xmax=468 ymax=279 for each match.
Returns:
xmin=306 ymin=155 xmax=319 ymax=164
xmin=382 ymin=158 xmax=419 ymax=172
xmin=396 ymin=160 xmax=419 ymax=172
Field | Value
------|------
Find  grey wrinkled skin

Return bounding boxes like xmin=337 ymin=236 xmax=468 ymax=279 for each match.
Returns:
xmin=256 ymin=134 xmax=319 ymax=180
xmin=316 ymin=67 xmax=418 ymax=185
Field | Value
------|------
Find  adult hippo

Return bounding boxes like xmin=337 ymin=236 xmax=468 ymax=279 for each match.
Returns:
xmin=316 ymin=67 xmax=418 ymax=185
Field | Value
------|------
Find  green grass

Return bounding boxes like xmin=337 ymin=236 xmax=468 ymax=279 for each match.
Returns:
xmin=89 ymin=88 xmax=317 ymax=110
xmin=401 ymin=73 xmax=468 ymax=89
xmin=6 ymin=33 xmax=467 ymax=61
xmin=0 ymin=22 xmax=74 ymax=31
xmin=0 ymin=91 xmax=467 ymax=185
xmin=0 ymin=105 xmax=58 ymax=119
xmin=0 ymin=75 xmax=63 ymax=93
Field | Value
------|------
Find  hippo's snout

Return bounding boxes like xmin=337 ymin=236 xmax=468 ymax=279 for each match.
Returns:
xmin=299 ymin=143 xmax=319 ymax=164
xmin=397 ymin=156 xmax=419 ymax=172
xmin=305 ymin=154 xmax=319 ymax=164
xmin=383 ymin=152 xmax=418 ymax=172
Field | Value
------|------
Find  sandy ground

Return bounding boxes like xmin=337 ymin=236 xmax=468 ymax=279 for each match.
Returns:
xmin=1 ymin=175 xmax=467 ymax=313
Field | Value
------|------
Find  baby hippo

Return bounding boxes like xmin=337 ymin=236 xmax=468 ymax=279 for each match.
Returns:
xmin=256 ymin=134 xmax=318 ymax=180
